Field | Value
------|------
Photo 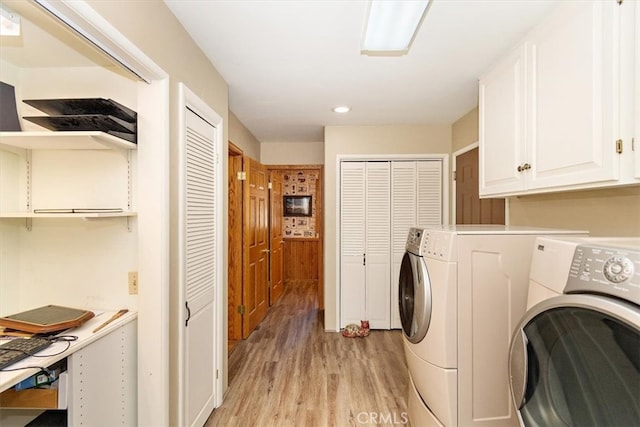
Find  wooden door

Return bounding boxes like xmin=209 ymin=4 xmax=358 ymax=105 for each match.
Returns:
xmin=243 ymin=158 xmax=269 ymax=338
xmin=269 ymin=170 xmax=284 ymax=305
xmin=227 ymin=143 xmax=243 ymax=352
xmin=456 ymin=147 xmax=505 ymax=225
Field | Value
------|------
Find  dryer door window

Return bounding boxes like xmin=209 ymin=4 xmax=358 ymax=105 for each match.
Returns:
xmin=517 ymin=306 xmax=640 ymax=426
xmin=399 ymin=252 xmax=432 ymax=344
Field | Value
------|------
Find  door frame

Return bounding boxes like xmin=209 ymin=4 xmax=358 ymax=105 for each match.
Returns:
xmin=335 ymin=154 xmax=449 ymax=331
xmin=267 ymin=165 xmax=324 ymax=309
xmin=452 ymin=142 xmax=509 ymax=225
xmin=227 ymin=142 xmax=244 ymax=352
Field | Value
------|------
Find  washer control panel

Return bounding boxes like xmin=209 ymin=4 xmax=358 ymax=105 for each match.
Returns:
xmin=405 ymin=227 xmax=454 ymax=260
xmin=566 ymin=243 xmax=640 ymax=306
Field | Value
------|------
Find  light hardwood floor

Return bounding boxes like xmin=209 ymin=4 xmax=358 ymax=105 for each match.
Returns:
xmin=205 ymin=281 xmax=411 ymax=427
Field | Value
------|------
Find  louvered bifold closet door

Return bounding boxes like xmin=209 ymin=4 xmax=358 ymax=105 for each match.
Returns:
xmin=340 ymin=162 xmax=366 ymax=327
xmin=390 ymin=162 xmax=418 ymax=329
xmin=389 ymin=160 xmax=442 ymax=328
xmin=183 ymin=108 xmax=217 ymax=427
xmin=365 ymin=162 xmax=391 ymax=329
xmin=416 ymin=160 xmax=443 ymax=226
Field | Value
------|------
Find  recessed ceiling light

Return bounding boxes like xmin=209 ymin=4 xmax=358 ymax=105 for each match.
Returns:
xmin=333 ymin=106 xmax=351 ymax=113
xmin=0 ymin=6 xmax=21 ymax=37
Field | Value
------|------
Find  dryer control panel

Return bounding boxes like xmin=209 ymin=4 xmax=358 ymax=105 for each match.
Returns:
xmin=565 ymin=244 xmax=640 ymax=306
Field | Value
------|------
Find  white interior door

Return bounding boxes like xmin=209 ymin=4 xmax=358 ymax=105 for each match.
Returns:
xmin=340 ymin=162 xmax=366 ymax=327
xmin=390 ymin=160 xmax=443 ymax=328
xmin=180 ymin=106 xmax=218 ymax=427
xmin=416 ymin=160 xmax=443 ymax=226
xmin=184 ymin=108 xmax=216 ymax=427
xmin=364 ymin=162 xmax=391 ymax=329
xmin=391 ymin=162 xmax=418 ymax=329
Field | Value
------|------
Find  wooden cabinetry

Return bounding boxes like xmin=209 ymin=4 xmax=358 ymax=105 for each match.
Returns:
xmin=480 ymin=0 xmax=638 ymax=197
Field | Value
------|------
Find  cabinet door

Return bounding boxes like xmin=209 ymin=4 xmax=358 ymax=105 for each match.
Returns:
xmin=365 ymin=162 xmax=391 ymax=329
xmin=527 ymin=1 xmax=620 ymax=189
xmin=479 ymin=44 xmax=527 ymax=196
xmin=340 ymin=162 xmax=366 ymax=327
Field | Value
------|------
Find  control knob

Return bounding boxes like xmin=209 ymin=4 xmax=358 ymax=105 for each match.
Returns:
xmin=603 ymin=256 xmax=634 ymax=283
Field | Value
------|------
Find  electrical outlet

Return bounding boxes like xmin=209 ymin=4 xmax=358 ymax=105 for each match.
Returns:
xmin=128 ymin=271 xmax=138 ymax=295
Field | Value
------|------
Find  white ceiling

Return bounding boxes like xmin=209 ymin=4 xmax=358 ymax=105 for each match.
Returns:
xmin=164 ymin=0 xmax=560 ymax=143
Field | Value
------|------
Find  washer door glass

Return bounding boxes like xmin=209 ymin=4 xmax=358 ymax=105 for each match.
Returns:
xmin=520 ymin=306 xmax=640 ymax=427
xmin=398 ymin=252 xmax=431 ymax=343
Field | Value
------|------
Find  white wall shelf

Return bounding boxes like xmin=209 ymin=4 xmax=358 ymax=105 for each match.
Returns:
xmin=0 ymin=131 xmax=137 ymax=151
xmin=0 ymin=211 xmax=136 ymax=218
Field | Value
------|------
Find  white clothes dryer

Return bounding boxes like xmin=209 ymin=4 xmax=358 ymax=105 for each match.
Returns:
xmin=399 ymin=226 xmax=587 ymax=427
xmin=509 ymin=237 xmax=640 ymax=427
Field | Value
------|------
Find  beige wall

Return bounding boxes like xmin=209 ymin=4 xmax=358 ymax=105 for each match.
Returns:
xmin=452 ymin=107 xmax=479 ymax=152
xmin=229 ymin=111 xmax=260 ymax=160
xmin=324 ymin=124 xmax=452 ymax=331
xmin=85 ymin=1 xmax=230 ymax=424
xmin=509 ymin=187 xmax=640 ymax=236
xmin=452 ymin=107 xmax=640 ymax=237
xmin=261 ymin=141 xmax=325 ymax=165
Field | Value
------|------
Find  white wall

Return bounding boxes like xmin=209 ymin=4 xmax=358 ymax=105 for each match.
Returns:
xmin=261 ymin=141 xmax=324 ymax=165
xmin=323 ymin=124 xmax=452 ymax=331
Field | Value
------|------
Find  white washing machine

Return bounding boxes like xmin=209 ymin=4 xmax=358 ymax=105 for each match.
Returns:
xmin=509 ymin=237 xmax=640 ymax=427
xmin=399 ymin=225 xmax=587 ymax=427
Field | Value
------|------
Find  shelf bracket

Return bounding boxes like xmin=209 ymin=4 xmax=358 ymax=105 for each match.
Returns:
xmin=25 ymin=218 xmax=32 ymax=231
xmin=127 ymin=216 xmax=133 ymax=232
xmin=26 ymin=150 xmax=32 ymax=213
xmin=127 ymin=149 xmax=133 ymax=211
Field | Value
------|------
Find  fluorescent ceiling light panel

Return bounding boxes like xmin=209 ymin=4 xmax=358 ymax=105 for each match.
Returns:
xmin=362 ymin=0 xmax=430 ymax=56
xmin=0 ymin=6 xmax=21 ymax=37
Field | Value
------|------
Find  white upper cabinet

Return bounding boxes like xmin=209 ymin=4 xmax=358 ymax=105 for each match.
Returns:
xmin=480 ymin=0 xmax=638 ymax=197
xmin=479 ymin=44 xmax=527 ymax=195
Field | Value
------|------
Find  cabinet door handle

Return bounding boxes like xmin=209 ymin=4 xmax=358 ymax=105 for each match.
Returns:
xmin=185 ymin=301 xmax=191 ymax=327
xmin=517 ymin=163 xmax=532 ymax=172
